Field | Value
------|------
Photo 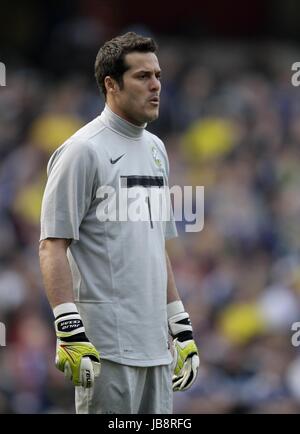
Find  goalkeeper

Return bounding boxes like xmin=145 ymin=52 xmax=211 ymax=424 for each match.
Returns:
xmin=39 ymin=32 xmax=199 ymax=414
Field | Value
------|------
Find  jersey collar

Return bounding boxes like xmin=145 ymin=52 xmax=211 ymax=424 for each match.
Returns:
xmin=100 ymin=105 xmax=146 ymax=139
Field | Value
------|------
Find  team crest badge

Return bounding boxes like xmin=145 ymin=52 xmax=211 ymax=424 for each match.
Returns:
xmin=152 ymin=145 xmax=162 ymax=167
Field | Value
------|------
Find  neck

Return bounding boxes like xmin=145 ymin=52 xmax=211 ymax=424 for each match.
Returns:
xmin=106 ymin=100 xmax=146 ymax=127
xmin=100 ymin=104 xmax=146 ymax=139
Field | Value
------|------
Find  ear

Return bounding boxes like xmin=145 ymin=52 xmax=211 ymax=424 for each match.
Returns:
xmin=104 ymin=76 xmax=120 ymax=95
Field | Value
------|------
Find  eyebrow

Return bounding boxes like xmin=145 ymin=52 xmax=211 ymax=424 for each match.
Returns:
xmin=133 ymin=69 xmax=161 ymax=75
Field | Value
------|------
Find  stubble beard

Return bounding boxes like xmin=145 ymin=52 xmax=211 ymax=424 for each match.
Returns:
xmin=143 ymin=105 xmax=159 ymax=123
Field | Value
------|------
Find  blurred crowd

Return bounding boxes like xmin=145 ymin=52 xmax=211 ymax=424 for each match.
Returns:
xmin=1 ymin=31 xmax=300 ymax=413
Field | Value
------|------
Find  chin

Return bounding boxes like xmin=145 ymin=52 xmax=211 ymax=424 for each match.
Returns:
xmin=145 ymin=109 xmax=159 ymax=123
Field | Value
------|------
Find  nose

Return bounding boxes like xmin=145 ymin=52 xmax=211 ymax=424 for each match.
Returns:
xmin=149 ymin=76 xmax=161 ymax=92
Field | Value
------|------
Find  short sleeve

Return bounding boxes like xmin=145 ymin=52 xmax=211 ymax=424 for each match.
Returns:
xmin=40 ymin=141 xmax=98 ymax=241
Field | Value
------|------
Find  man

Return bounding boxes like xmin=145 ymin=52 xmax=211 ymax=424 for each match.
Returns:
xmin=39 ymin=32 xmax=199 ymax=414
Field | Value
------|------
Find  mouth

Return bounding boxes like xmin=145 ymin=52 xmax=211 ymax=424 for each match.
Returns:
xmin=148 ymin=96 xmax=160 ymax=106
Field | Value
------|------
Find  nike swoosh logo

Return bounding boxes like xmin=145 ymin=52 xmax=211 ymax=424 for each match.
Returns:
xmin=110 ymin=153 xmax=126 ymax=164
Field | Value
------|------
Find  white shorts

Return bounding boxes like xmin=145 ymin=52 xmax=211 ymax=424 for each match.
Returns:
xmin=75 ymin=359 xmax=173 ymax=414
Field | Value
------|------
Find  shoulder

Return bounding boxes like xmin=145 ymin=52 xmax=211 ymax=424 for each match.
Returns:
xmin=47 ymin=116 xmax=108 ymax=174
xmin=47 ymin=137 xmax=98 ymax=176
xmin=144 ymin=130 xmax=167 ymax=154
xmin=70 ymin=116 xmax=107 ymax=151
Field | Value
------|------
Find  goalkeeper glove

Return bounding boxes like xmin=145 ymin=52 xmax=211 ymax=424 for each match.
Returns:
xmin=168 ymin=300 xmax=199 ymax=392
xmin=54 ymin=303 xmax=100 ymax=388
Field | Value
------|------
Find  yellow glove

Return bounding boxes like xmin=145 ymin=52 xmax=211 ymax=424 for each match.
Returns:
xmin=54 ymin=303 xmax=100 ymax=388
xmin=168 ymin=301 xmax=200 ymax=392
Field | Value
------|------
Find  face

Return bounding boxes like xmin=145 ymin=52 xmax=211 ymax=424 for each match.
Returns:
xmin=106 ymin=51 xmax=161 ymax=126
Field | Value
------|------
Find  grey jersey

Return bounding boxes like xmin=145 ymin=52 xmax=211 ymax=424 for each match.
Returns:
xmin=40 ymin=105 xmax=177 ymax=366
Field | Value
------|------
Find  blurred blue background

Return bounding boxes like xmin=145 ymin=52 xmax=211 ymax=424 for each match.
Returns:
xmin=1 ymin=0 xmax=300 ymax=413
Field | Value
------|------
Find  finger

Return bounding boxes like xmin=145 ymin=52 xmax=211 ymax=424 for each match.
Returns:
xmin=178 ymin=358 xmax=192 ymax=390
xmin=180 ymin=355 xmax=200 ymax=391
xmin=172 ymin=374 xmax=184 ymax=391
xmin=80 ymin=357 xmax=94 ymax=388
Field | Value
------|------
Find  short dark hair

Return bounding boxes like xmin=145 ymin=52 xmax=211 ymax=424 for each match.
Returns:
xmin=95 ymin=32 xmax=158 ymax=98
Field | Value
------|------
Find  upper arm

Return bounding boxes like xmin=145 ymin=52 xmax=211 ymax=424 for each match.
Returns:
xmin=40 ymin=141 xmax=98 ymax=242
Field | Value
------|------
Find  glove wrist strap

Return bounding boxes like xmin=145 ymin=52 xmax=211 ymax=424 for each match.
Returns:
xmin=54 ymin=302 xmax=88 ymax=342
xmin=167 ymin=301 xmax=194 ymax=341
xmin=167 ymin=300 xmax=184 ymax=318
xmin=53 ymin=302 xmax=78 ymax=318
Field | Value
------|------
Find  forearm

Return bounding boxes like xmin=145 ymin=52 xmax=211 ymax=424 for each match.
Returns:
xmin=39 ymin=238 xmax=74 ymax=309
xmin=39 ymin=239 xmax=100 ymax=388
xmin=166 ymin=250 xmax=181 ymax=304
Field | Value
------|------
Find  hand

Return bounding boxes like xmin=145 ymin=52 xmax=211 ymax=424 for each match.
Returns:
xmin=172 ymin=338 xmax=199 ymax=391
xmin=55 ymin=311 xmax=100 ymax=388
xmin=167 ymin=302 xmax=200 ymax=392
xmin=55 ymin=339 xmax=101 ymax=388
